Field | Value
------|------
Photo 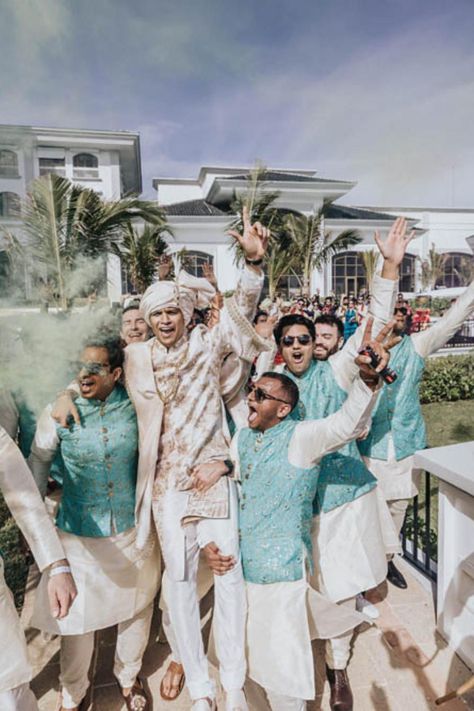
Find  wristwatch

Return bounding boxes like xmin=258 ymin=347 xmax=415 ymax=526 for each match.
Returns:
xmin=245 ymin=257 xmax=263 ymax=266
xmin=223 ymin=459 xmax=234 ymax=475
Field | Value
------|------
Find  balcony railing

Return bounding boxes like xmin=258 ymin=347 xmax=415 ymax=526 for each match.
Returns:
xmin=402 ymin=470 xmax=438 ymax=582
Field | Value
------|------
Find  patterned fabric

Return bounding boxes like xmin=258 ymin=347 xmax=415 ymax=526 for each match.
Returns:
xmin=358 ymin=335 xmax=426 ymax=461
xmin=56 ymin=385 xmax=138 ymax=537
xmin=285 ymin=360 xmax=376 ymax=513
xmin=237 ymin=420 xmax=320 ymax=584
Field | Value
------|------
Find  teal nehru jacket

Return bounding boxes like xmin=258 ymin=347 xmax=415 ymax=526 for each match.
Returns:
xmin=55 ymin=384 xmax=138 ymax=537
xmin=285 ymin=359 xmax=376 ymax=514
xmin=238 ymin=419 xmax=320 ymax=585
xmin=358 ymin=335 xmax=426 ymax=462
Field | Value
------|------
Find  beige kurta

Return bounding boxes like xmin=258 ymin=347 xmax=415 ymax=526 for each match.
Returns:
xmin=0 ymin=427 xmax=65 ymax=693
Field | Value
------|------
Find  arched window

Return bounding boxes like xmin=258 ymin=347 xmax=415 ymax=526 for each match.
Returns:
xmin=332 ymin=251 xmax=366 ymax=296
xmin=0 ymin=150 xmax=19 ymax=177
xmin=435 ymin=252 xmax=473 ymax=288
xmin=0 ymin=192 xmax=21 ymax=218
xmin=181 ymin=250 xmax=213 ymax=278
xmin=73 ymin=153 xmax=99 ymax=179
xmin=399 ymin=253 xmax=416 ymax=293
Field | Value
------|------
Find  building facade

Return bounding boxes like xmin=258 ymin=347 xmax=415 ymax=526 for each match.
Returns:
xmin=0 ymin=124 xmax=141 ymax=302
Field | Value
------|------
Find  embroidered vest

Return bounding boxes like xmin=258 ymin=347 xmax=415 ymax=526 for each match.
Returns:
xmin=358 ymin=336 xmax=426 ymax=461
xmin=286 ymin=360 xmax=376 ymax=514
xmin=238 ymin=420 xmax=320 ymax=584
xmin=56 ymin=385 xmax=138 ymax=537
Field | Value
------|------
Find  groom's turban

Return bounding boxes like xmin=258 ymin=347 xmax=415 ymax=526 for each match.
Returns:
xmin=141 ymin=271 xmax=216 ymax=326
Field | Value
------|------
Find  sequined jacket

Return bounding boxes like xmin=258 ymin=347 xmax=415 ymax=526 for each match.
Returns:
xmin=30 ymin=385 xmax=138 ymax=537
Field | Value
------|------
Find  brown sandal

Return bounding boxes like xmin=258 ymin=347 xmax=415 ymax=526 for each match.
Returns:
xmin=160 ymin=661 xmax=186 ymax=701
xmin=119 ymin=677 xmax=150 ymax=710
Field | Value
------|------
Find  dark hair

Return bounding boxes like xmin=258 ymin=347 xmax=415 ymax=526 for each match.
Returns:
xmin=82 ymin=336 xmax=124 ymax=370
xmin=261 ymin=371 xmax=299 ymax=412
xmin=122 ymin=301 xmax=142 ymax=316
xmin=314 ymin=314 xmax=344 ymax=339
xmin=273 ymin=314 xmax=315 ymax=344
xmin=253 ymin=310 xmax=268 ymax=325
xmin=394 ymin=307 xmax=408 ymax=316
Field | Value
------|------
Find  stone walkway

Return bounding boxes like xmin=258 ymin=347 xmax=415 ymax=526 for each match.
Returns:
xmin=23 ymin=557 xmax=474 ymax=710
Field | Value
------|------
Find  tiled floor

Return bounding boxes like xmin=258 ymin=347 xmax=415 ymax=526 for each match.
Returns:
xmin=23 ymin=557 xmax=474 ymax=710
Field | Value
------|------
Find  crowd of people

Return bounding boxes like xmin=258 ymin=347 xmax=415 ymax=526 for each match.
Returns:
xmin=1 ymin=211 xmax=474 ymax=711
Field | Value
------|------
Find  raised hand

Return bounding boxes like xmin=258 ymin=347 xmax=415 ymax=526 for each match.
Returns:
xmin=202 ymin=261 xmax=218 ymax=289
xmin=254 ymin=314 xmax=278 ymax=339
xmin=375 ymin=217 xmax=415 ymax=269
xmin=228 ymin=205 xmax=270 ymax=262
xmin=157 ymin=254 xmax=172 ymax=281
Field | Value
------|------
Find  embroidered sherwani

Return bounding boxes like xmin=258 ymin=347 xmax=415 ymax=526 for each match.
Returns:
xmin=0 ymin=426 xmax=65 ymax=694
xmin=231 ymin=377 xmax=379 ymax=702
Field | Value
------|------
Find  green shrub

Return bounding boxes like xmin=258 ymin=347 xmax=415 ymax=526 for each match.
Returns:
xmin=0 ymin=495 xmax=29 ymax=609
xmin=420 ymin=355 xmax=474 ymax=403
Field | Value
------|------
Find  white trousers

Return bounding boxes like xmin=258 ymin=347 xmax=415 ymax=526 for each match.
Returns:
xmin=387 ymin=498 xmax=410 ymax=560
xmin=60 ymin=602 xmax=153 ymax=708
xmin=325 ymin=597 xmax=356 ymax=670
xmin=265 ymin=689 xmax=306 ymax=711
xmin=163 ymin=486 xmax=246 ymax=700
xmin=0 ymin=684 xmax=38 ymax=711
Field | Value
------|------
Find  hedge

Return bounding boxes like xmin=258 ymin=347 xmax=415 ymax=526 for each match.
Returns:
xmin=420 ymin=354 xmax=474 ymax=403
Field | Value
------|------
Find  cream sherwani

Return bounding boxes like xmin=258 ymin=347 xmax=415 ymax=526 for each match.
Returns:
xmin=0 ymin=427 xmax=65 ymax=699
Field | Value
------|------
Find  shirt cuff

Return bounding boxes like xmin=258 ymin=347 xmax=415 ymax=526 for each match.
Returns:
xmin=241 ymin=264 xmax=265 ymax=288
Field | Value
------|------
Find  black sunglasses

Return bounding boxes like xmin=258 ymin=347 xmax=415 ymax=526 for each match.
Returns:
xmin=248 ymin=384 xmax=291 ymax=405
xmin=281 ymin=334 xmax=312 ymax=347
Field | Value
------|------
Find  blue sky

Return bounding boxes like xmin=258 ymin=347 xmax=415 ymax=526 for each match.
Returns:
xmin=1 ymin=0 xmax=474 ymax=205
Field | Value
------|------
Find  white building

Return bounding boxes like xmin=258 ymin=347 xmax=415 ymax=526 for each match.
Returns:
xmin=155 ymin=166 xmax=474 ymax=298
xmin=0 ymin=124 xmax=141 ymax=301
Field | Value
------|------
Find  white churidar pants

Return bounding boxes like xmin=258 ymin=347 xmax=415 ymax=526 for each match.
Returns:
xmin=325 ymin=597 xmax=357 ymax=669
xmin=59 ymin=602 xmax=153 ymax=708
xmin=265 ymin=689 xmax=306 ymax=711
xmin=162 ymin=483 xmax=246 ymax=700
xmin=0 ymin=684 xmax=38 ymax=711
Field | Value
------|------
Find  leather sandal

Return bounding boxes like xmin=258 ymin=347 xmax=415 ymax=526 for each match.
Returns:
xmin=160 ymin=661 xmax=186 ymax=701
xmin=119 ymin=677 xmax=150 ymax=711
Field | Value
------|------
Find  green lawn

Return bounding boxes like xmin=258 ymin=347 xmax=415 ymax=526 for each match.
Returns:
xmin=405 ymin=399 xmax=474 ymax=560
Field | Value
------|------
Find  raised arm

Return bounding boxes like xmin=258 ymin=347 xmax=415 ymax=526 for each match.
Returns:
xmin=412 ymin=280 xmax=474 ymax=358
xmin=28 ymin=404 xmax=60 ymax=497
xmin=330 ymin=217 xmax=414 ymax=391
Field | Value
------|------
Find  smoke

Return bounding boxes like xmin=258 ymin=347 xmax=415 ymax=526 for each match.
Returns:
xmin=0 ymin=257 xmax=121 ymax=422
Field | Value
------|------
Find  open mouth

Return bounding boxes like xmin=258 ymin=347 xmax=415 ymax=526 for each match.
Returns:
xmin=80 ymin=378 xmax=95 ymax=393
xmin=291 ymin=352 xmax=304 ymax=364
xmin=248 ymin=404 xmax=258 ymax=424
xmin=159 ymin=325 xmax=175 ymax=336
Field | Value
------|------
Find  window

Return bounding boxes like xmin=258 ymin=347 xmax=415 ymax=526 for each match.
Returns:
xmin=332 ymin=251 xmax=366 ymax=296
xmin=274 ymin=272 xmax=304 ymax=298
xmin=0 ymin=192 xmax=21 ymax=218
xmin=399 ymin=253 xmax=416 ymax=293
xmin=437 ymin=252 xmax=474 ymax=288
xmin=0 ymin=150 xmax=19 ymax=178
xmin=39 ymin=157 xmax=66 ymax=177
xmin=181 ymin=250 xmax=213 ymax=278
xmin=73 ymin=153 xmax=99 ymax=179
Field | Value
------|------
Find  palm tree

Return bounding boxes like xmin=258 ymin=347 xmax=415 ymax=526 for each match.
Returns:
xmin=14 ymin=174 xmax=167 ymax=308
xmin=286 ymin=210 xmax=361 ymax=295
xmin=419 ymin=244 xmax=447 ymax=291
xmin=228 ymin=166 xmax=300 ymax=297
xmin=454 ymin=255 xmax=474 ymax=286
xmin=113 ymin=223 xmax=171 ymax=293
xmin=361 ymin=249 xmax=380 ymax=291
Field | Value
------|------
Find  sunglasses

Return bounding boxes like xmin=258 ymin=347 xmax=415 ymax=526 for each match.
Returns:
xmin=76 ymin=361 xmax=111 ymax=375
xmin=281 ymin=334 xmax=312 ymax=347
xmin=248 ymin=384 xmax=291 ymax=405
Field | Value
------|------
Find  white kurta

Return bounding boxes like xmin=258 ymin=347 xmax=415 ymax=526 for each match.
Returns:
xmin=232 ymin=378 xmax=379 ymax=699
xmin=310 ymin=487 xmax=400 ymax=602
xmin=364 ymin=280 xmax=474 ymax=501
xmin=0 ymin=427 xmax=65 ymax=693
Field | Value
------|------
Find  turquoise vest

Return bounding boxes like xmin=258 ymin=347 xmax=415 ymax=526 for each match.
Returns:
xmin=285 ymin=360 xmax=376 ymax=514
xmin=55 ymin=385 xmax=138 ymax=537
xmin=358 ymin=336 xmax=426 ymax=461
xmin=238 ymin=420 xmax=320 ymax=584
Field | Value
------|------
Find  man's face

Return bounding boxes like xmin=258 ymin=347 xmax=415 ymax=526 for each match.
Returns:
xmin=76 ymin=346 xmax=121 ymax=401
xmin=279 ymin=324 xmax=314 ymax=375
xmin=247 ymin=376 xmax=292 ymax=432
xmin=255 ymin=314 xmax=268 ymax=326
xmin=121 ymin=308 xmax=150 ymax=345
xmin=393 ymin=310 xmax=407 ymax=335
xmin=150 ymin=307 xmax=185 ymax=347
xmin=314 ymin=323 xmax=342 ymax=361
